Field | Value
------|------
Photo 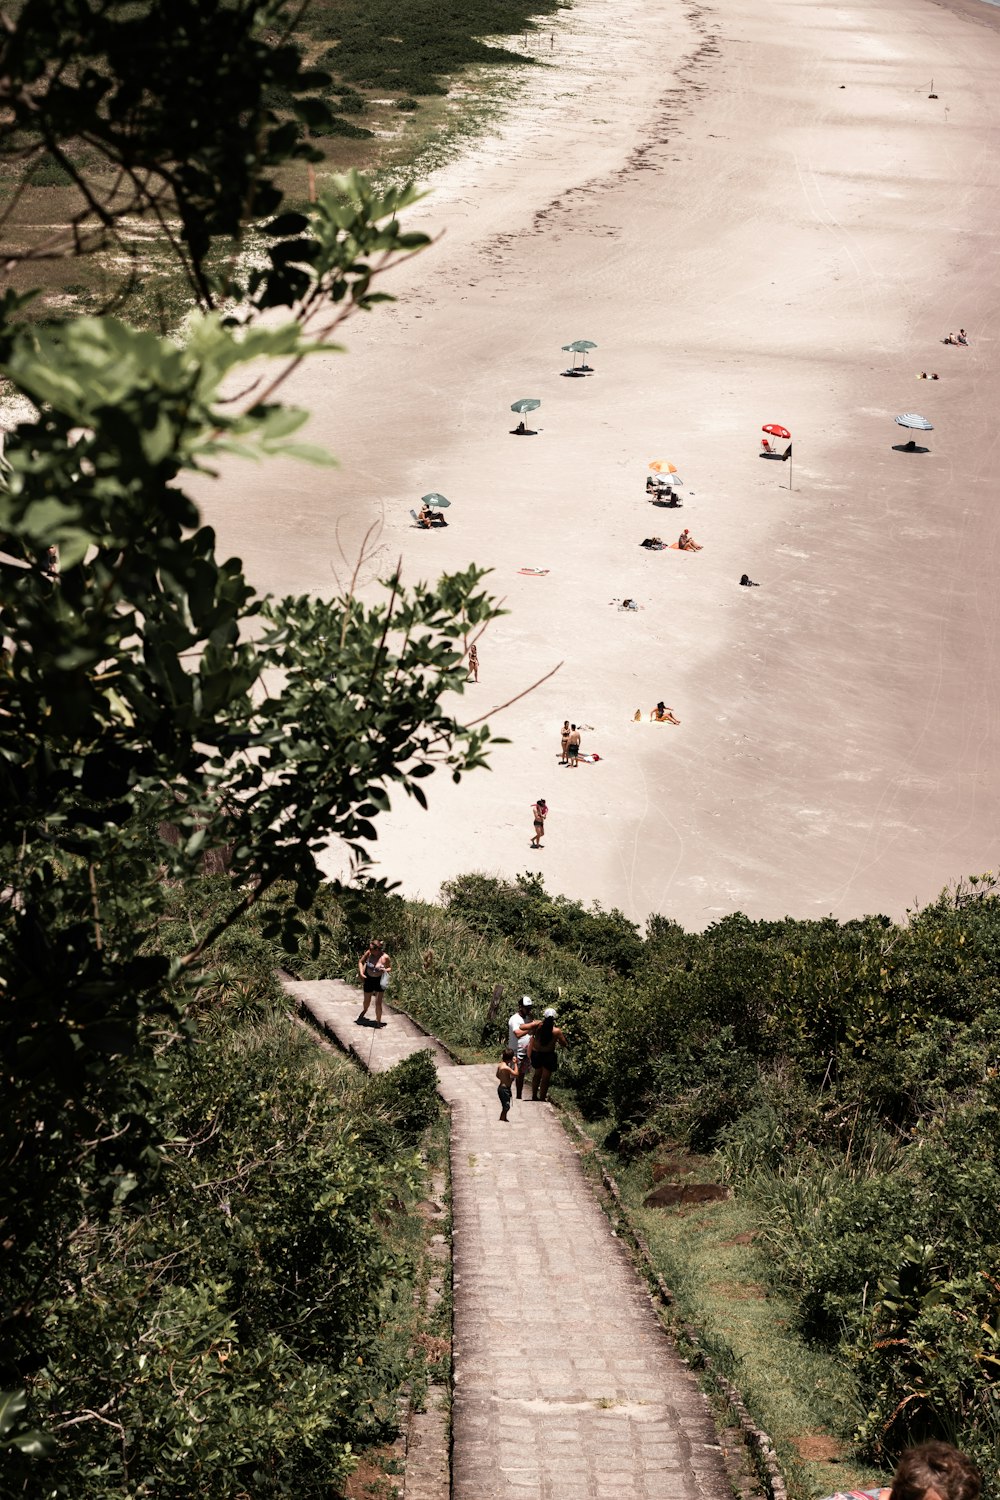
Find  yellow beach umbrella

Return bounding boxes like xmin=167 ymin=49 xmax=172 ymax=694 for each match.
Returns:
xmin=648 ymin=459 xmax=678 ymax=474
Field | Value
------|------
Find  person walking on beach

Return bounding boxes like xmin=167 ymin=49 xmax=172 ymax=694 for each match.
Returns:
xmin=467 ymin=641 xmax=479 ymax=682
xmin=356 ymin=938 xmax=391 ymax=1027
xmin=496 ymin=1048 xmax=518 ymax=1122
xmin=529 ymin=1007 xmax=567 ymax=1102
xmin=530 ymin=798 xmax=548 ymax=847
xmin=566 ymin=725 xmax=581 ymax=767
xmin=507 ymin=996 xmax=538 ymax=1098
xmin=559 ymin=719 xmax=571 ymax=764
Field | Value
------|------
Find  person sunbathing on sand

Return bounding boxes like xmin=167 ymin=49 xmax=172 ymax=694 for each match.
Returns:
xmin=650 ymin=701 xmax=680 ymax=724
xmin=678 ymin=529 xmax=702 ymax=551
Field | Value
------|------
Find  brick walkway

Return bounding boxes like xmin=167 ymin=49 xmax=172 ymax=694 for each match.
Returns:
xmin=285 ymin=979 xmax=732 ymax=1500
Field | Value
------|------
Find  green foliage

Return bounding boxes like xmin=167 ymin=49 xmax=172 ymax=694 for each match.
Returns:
xmin=0 ymin=1 xmax=336 ymax=304
xmin=416 ymin=870 xmax=1000 ymax=1484
xmin=304 ymin=0 xmax=558 ymax=96
xmin=442 ymin=871 xmax=644 ymax=975
xmin=0 ymin=13 xmax=503 ymax=1487
xmin=3 ymin=998 xmax=431 ymax=1496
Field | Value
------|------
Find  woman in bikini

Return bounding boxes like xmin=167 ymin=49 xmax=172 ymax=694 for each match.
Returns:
xmin=530 ymin=797 xmax=548 ymax=848
xmin=529 ymin=1008 xmax=567 ymax=1101
xmin=356 ymin=938 xmax=391 ymax=1026
xmin=678 ymin=528 xmax=702 ymax=552
xmin=559 ymin=720 xmax=571 ymax=764
xmin=651 ymin=701 xmax=680 ymax=725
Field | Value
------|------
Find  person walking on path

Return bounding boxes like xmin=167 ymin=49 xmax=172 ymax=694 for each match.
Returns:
xmin=496 ymin=1048 xmax=518 ymax=1121
xmin=559 ymin=719 xmax=571 ymax=764
xmin=566 ymin=724 xmax=581 ymax=767
xmin=466 ymin=641 xmax=479 ymax=682
xmin=529 ymin=1006 xmax=567 ymax=1101
xmin=507 ymin=995 xmax=539 ymax=1098
xmin=530 ymin=797 xmax=548 ymax=847
xmin=356 ymin=938 xmax=391 ymax=1026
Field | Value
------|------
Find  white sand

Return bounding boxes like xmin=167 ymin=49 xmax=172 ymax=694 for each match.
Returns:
xmin=203 ymin=0 xmax=1000 ymax=928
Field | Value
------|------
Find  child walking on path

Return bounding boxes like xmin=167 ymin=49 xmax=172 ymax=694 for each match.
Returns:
xmin=497 ymin=1049 xmax=518 ymax=1122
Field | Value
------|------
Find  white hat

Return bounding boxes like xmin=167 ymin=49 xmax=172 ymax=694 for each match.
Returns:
xmin=543 ymin=1007 xmax=557 ymax=1018
xmin=521 ymin=996 xmax=534 ymax=1007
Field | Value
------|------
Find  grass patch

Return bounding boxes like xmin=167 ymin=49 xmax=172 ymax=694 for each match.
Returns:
xmin=574 ymin=1119 xmax=888 ymax=1500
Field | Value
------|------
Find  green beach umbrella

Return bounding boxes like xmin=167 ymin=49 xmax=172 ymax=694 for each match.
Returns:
xmin=566 ymin=338 xmax=598 ymax=367
xmin=510 ymin=397 xmax=541 ymax=435
xmin=421 ymin=491 xmax=451 ymax=508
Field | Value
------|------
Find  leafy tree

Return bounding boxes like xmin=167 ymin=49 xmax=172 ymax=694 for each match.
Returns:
xmin=0 ymin=2 xmax=503 ymax=1481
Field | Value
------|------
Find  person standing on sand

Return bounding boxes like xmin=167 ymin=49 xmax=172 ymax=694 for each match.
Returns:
xmin=530 ymin=798 xmax=547 ymax=847
xmin=356 ymin=938 xmax=391 ymax=1027
xmin=566 ymin=724 xmax=581 ymax=766
xmin=467 ymin=641 xmax=479 ymax=682
xmin=559 ymin=719 xmax=571 ymax=764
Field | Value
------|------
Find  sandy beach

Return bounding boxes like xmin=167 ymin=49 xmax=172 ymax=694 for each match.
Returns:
xmin=203 ymin=0 xmax=1000 ymax=929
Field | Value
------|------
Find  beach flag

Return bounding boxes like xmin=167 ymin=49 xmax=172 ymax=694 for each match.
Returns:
xmin=781 ymin=441 xmax=793 ymax=462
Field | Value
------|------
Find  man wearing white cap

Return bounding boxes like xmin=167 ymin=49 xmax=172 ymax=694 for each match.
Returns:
xmin=507 ymin=996 xmax=539 ymax=1100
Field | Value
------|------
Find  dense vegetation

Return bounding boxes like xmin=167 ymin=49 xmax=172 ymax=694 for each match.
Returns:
xmin=309 ymin=871 xmax=1000 ymax=1496
xmin=0 ymin=4 xmax=495 ymax=1490
xmin=1 ymin=878 xmax=442 ymax=1496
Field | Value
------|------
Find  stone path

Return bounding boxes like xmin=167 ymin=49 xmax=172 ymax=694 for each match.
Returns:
xmin=285 ymin=979 xmax=732 ymax=1500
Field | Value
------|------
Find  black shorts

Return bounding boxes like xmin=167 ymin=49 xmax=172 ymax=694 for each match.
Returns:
xmin=498 ymin=1085 xmax=512 ymax=1108
xmin=363 ymin=977 xmax=382 ymax=993
xmin=532 ymin=1050 xmax=557 ymax=1073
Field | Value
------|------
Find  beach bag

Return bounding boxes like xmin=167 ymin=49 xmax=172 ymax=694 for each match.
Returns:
xmin=379 ymin=971 xmax=390 ymax=990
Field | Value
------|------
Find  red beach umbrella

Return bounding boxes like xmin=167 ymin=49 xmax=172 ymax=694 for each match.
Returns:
xmin=762 ymin=423 xmax=791 ymax=439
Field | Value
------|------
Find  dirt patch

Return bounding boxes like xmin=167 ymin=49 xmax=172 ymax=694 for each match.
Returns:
xmin=793 ymin=1433 xmax=847 ymax=1462
xmin=643 ymin=1181 xmax=730 ymax=1207
xmin=707 ymin=1280 xmax=768 ymax=1301
xmin=343 ymin=1450 xmax=401 ymax=1499
xmin=721 ymin=1231 xmax=758 ymax=1246
xmin=415 ymin=1332 xmax=450 ymax=1362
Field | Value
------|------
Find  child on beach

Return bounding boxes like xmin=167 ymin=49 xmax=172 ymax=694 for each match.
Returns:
xmin=497 ymin=1048 xmax=518 ymax=1121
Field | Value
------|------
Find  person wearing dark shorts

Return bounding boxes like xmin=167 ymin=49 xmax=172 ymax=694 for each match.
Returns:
xmin=357 ymin=938 xmax=391 ymax=1026
xmin=530 ymin=797 xmax=547 ymax=848
xmin=528 ymin=1008 xmax=567 ymax=1101
xmin=566 ymin=725 xmax=581 ymax=766
xmin=496 ymin=1049 xmax=517 ymax=1122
